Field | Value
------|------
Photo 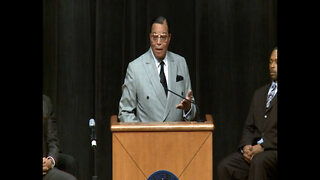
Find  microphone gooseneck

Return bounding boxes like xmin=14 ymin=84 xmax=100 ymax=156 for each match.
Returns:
xmin=164 ymin=86 xmax=204 ymax=122
xmin=164 ymin=87 xmax=196 ymax=104
xmin=89 ymin=118 xmax=97 ymax=147
xmin=89 ymin=118 xmax=98 ymax=180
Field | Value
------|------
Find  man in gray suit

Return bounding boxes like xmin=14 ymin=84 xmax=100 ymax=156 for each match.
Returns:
xmin=118 ymin=16 xmax=197 ymax=122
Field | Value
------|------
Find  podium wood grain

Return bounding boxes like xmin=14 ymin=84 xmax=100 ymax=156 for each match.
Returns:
xmin=110 ymin=114 xmax=214 ymax=180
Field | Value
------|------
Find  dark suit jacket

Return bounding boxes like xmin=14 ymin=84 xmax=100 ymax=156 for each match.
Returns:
xmin=238 ymin=83 xmax=277 ymax=151
xmin=43 ymin=94 xmax=60 ymax=163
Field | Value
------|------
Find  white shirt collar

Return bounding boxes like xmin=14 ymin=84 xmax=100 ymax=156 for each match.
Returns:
xmin=271 ymin=81 xmax=277 ymax=88
xmin=150 ymin=48 xmax=169 ymax=84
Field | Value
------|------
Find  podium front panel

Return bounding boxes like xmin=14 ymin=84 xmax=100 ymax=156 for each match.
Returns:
xmin=111 ymin=115 xmax=214 ymax=180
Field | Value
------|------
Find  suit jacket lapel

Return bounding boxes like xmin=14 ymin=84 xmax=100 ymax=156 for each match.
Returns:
xmin=163 ymin=53 xmax=177 ymax=121
xmin=143 ymin=49 xmax=167 ymax=108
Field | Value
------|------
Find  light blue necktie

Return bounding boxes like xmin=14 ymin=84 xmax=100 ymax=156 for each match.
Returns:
xmin=266 ymin=83 xmax=277 ymax=108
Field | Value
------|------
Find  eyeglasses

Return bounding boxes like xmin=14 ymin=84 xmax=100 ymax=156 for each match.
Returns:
xmin=150 ymin=33 xmax=169 ymax=43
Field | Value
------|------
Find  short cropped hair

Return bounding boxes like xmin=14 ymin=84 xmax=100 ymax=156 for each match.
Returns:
xmin=150 ymin=16 xmax=170 ymax=33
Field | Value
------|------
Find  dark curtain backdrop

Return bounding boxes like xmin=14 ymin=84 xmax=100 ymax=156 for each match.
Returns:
xmin=43 ymin=0 xmax=277 ymax=179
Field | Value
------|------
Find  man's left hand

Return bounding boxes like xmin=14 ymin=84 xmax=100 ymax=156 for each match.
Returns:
xmin=176 ymin=90 xmax=192 ymax=113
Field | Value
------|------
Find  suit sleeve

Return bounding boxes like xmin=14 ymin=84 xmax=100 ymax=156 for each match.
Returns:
xmin=238 ymin=90 xmax=261 ymax=150
xmin=182 ymin=58 xmax=197 ymax=121
xmin=118 ymin=63 xmax=139 ymax=122
xmin=44 ymin=95 xmax=61 ymax=163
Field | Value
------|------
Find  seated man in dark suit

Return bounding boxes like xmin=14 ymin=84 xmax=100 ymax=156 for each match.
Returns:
xmin=43 ymin=94 xmax=78 ymax=180
xmin=217 ymin=47 xmax=278 ymax=180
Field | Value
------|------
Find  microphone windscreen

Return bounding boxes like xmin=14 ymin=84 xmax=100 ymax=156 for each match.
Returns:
xmin=89 ymin=118 xmax=95 ymax=127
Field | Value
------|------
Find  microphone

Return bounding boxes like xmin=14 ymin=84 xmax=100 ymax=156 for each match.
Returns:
xmin=163 ymin=86 xmax=204 ymax=122
xmin=89 ymin=118 xmax=98 ymax=180
xmin=165 ymin=87 xmax=196 ymax=105
xmin=89 ymin=118 xmax=97 ymax=147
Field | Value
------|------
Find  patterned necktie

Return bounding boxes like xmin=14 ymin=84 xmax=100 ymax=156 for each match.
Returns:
xmin=159 ymin=61 xmax=168 ymax=96
xmin=266 ymin=83 xmax=277 ymax=108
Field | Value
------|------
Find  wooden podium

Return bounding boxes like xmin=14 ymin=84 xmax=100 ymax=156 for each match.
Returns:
xmin=110 ymin=114 xmax=215 ymax=180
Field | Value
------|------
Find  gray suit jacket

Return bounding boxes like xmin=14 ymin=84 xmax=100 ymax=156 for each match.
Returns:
xmin=118 ymin=48 xmax=196 ymax=122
